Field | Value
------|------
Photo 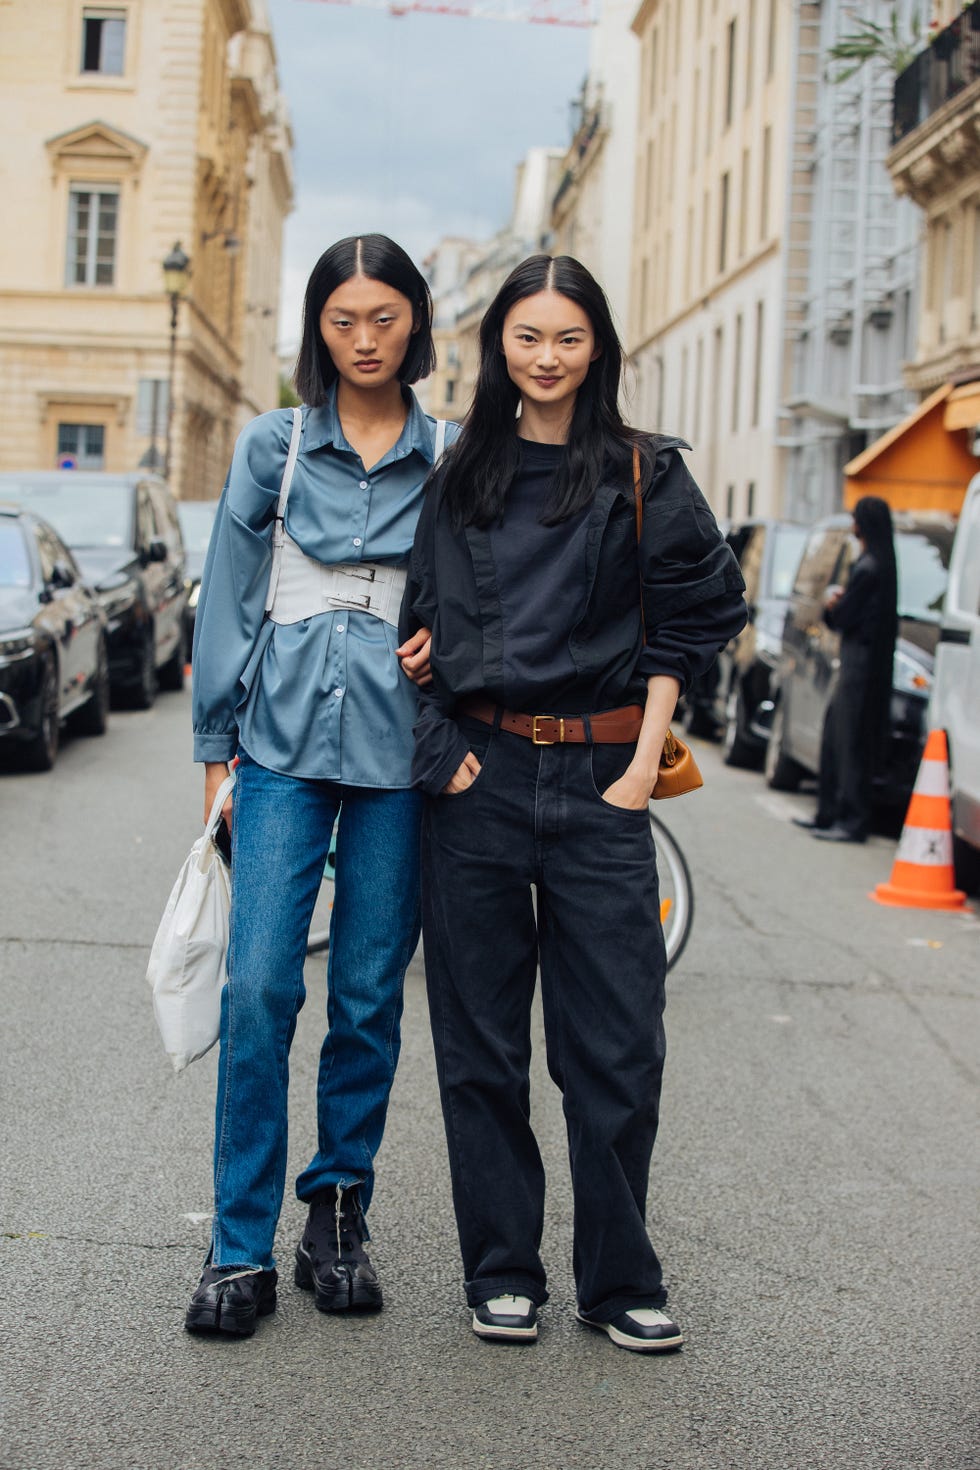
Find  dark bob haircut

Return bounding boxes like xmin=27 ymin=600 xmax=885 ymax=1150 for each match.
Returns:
xmin=293 ymin=234 xmax=436 ymax=404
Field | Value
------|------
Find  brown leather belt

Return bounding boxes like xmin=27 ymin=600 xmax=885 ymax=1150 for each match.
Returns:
xmin=459 ymin=696 xmax=644 ymax=746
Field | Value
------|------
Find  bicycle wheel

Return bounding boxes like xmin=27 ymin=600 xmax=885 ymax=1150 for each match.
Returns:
xmin=306 ymin=829 xmax=338 ymax=955
xmin=649 ymin=810 xmax=694 ymax=971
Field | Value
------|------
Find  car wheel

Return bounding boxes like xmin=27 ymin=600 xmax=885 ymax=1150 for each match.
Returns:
xmin=952 ymin=833 xmax=980 ymax=896
xmin=157 ymin=622 xmax=186 ymax=693
xmin=681 ymin=696 xmax=716 ymax=740
xmin=722 ymin=685 xmax=761 ymax=769
xmin=71 ymin=636 xmax=110 ymax=736
xmin=130 ymin=630 xmax=157 ymax=710
xmin=764 ymin=698 xmax=803 ymax=791
xmin=23 ymin=658 xmax=59 ymax=771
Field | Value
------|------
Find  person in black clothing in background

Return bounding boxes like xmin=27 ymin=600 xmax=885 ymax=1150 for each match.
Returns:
xmin=399 ymin=255 xmax=746 ymax=1352
xmin=794 ymin=495 xmax=898 ymax=844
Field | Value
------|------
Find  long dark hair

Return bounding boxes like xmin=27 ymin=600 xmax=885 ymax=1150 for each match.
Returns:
xmin=853 ymin=495 xmax=898 ymax=769
xmin=294 ymin=234 xmax=436 ymax=404
xmin=440 ymin=254 xmax=644 ymax=530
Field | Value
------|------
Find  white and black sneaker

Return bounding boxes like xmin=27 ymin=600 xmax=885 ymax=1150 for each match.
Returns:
xmin=472 ymin=1294 xmax=538 ymax=1342
xmin=576 ymin=1307 xmax=683 ymax=1352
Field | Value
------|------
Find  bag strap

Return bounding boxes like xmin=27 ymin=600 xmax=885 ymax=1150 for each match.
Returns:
xmin=204 ymin=773 xmax=236 ymax=839
xmin=434 ymin=418 xmax=447 ymax=462
xmin=265 ymin=406 xmax=303 ymax=614
xmin=632 ymin=445 xmax=646 ymax=643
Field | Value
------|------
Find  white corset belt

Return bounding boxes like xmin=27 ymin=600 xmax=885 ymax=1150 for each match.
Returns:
xmin=268 ymin=533 xmax=407 ymax=627
xmin=262 ymin=405 xmax=445 ymax=630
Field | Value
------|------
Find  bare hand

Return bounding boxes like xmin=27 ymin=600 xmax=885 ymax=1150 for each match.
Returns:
xmin=397 ymin=626 xmax=433 ymax=687
xmin=442 ymin=751 xmax=481 ymax=795
xmin=601 ymin=769 xmax=655 ymax=810
xmin=204 ymin=761 xmax=233 ymax=831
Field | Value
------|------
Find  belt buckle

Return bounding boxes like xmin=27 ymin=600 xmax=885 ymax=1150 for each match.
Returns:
xmin=531 ymin=714 xmax=564 ymax=745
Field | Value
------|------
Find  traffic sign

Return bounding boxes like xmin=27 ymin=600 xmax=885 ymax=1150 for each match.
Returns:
xmin=57 ymin=454 xmax=77 ymax=470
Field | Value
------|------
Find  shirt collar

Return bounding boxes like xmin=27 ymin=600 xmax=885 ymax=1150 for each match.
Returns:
xmin=302 ymin=383 xmax=439 ymax=464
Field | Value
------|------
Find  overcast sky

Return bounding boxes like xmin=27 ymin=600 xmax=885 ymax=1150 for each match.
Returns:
xmin=265 ymin=0 xmax=589 ymax=349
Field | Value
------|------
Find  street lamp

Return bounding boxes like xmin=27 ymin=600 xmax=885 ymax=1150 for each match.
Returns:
xmin=162 ymin=241 xmax=191 ymax=483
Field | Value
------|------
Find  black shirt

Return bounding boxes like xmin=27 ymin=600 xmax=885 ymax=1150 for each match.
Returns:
xmin=400 ymin=435 xmax=748 ymax=794
xmin=487 ymin=439 xmax=593 ymax=711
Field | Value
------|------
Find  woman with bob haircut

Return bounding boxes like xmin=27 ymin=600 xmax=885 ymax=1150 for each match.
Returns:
xmin=400 ymin=254 xmax=746 ymax=1352
xmin=186 ymin=233 xmax=455 ymax=1338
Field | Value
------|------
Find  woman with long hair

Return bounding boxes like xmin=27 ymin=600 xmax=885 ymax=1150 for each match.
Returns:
xmin=400 ymin=255 xmax=746 ymax=1351
xmin=797 ymin=494 xmax=898 ymax=843
xmin=185 ymin=234 xmax=453 ymax=1337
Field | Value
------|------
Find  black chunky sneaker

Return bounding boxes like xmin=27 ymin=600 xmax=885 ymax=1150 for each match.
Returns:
xmin=184 ymin=1264 xmax=278 ymax=1337
xmin=576 ymin=1306 xmax=683 ymax=1353
xmin=294 ymin=1184 xmax=382 ymax=1313
xmin=472 ymin=1294 xmax=538 ymax=1342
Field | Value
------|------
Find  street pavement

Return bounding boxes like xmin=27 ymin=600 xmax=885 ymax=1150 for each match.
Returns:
xmin=1 ymin=689 xmax=978 ymax=1470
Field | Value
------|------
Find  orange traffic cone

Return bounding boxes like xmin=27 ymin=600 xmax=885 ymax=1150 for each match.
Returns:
xmin=873 ymin=729 xmax=966 ymax=910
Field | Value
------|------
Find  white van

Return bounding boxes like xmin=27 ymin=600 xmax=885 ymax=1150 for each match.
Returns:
xmin=929 ymin=471 xmax=980 ymax=892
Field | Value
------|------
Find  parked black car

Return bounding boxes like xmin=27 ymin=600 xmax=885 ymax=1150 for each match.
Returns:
xmin=680 ymin=519 xmax=807 ymax=761
xmin=0 ymin=472 xmax=187 ymax=708
xmin=765 ymin=512 xmax=956 ymax=809
xmin=0 ymin=504 xmax=109 ymax=769
xmin=176 ymin=498 xmax=220 ymax=642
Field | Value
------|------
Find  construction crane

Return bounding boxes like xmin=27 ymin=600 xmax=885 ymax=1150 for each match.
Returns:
xmin=297 ymin=0 xmax=596 ymax=27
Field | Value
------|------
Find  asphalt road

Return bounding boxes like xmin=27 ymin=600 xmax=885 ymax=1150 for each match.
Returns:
xmin=1 ymin=689 xmax=978 ymax=1470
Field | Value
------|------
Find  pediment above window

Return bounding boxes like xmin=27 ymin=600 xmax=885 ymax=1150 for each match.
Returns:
xmin=45 ymin=120 xmax=148 ymax=176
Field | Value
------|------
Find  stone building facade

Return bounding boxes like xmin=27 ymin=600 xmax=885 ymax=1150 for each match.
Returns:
xmin=0 ymin=0 xmax=293 ymax=500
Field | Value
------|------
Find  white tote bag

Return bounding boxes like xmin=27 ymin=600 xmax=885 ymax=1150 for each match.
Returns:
xmin=146 ymin=774 xmax=235 ymax=1073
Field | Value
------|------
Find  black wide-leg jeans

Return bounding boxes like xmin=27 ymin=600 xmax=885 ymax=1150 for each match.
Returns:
xmin=421 ymin=715 xmax=670 ymax=1322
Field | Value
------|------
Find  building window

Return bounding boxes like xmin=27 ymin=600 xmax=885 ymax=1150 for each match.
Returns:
xmin=972 ymin=206 xmax=980 ymax=329
xmin=739 ymin=147 xmax=750 ymax=258
xmin=66 ymin=186 xmax=118 ymax=286
xmin=719 ymin=172 xmax=730 ymax=274
xmin=760 ymin=126 xmax=771 ymax=242
xmin=745 ymin=0 xmax=755 ymax=103
xmin=679 ymin=344 xmax=689 ymax=438
xmin=726 ymin=484 xmax=735 ymax=518
xmin=767 ymin=0 xmax=777 ymax=78
xmin=732 ymin=312 xmax=743 ymax=432
xmin=81 ymin=9 xmax=126 ymax=75
xmin=746 ymin=481 xmax=756 ymax=516
xmin=725 ymin=20 xmax=737 ymax=128
xmin=445 ymin=379 xmax=456 ymax=405
xmin=57 ymin=423 xmax=105 ymax=469
xmin=694 ymin=336 xmax=704 ymax=442
xmin=752 ymin=300 xmax=764 ymax=428
xmin=707 ymin=46 xmax=716 ymax=153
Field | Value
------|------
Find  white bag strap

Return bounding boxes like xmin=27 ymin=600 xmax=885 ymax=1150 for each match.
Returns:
xmin=434 ymin=418 xmax=447 ymax=462
xmin=265 ymin=406 xmax=303 ymax=613
xmin=204 ymin=773 xmax=236 ymax=841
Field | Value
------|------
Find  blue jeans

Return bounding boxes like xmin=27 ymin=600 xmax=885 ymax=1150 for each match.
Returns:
xmin=210 ymin=750 xmax=422 ymax=1270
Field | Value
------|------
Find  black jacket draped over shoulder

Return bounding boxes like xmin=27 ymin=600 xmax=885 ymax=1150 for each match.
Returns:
xmin=399 ymin=434 xmax=748 ymax=794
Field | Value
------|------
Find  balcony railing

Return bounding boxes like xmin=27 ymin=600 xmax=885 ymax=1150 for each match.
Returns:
xmin=893 ymin=1 xmax=980 ymax=143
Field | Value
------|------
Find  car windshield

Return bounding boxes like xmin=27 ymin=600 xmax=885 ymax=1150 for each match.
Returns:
xmin=0 ymin=523 xmax=31 ymax=587
xmin=896 ymin=528 xmax=953 ymax=622
xmin=3 ymin=481 xmax=132 ymax=549
xmin=177 ymin=500 xmax=219 ymax=551
xmin=768 ymin=526 xmax=808 ymax=599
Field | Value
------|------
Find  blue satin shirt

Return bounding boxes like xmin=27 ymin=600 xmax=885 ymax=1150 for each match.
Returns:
xmin=192 ymin=386 xmax=457 ymax=787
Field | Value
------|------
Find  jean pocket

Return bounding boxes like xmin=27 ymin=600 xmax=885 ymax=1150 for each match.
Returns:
xmin=589 ymin=742 xmax=649 ymax=816
xmin=442 ymin=719 xmax=495 ymax=798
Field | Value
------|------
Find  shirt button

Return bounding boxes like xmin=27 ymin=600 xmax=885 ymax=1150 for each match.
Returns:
xmin=336 ymin=624 xmax=345 ymax=633
xmin=352 ymin=537 xmax=362 ymax=547
xmin=333 ymin=688 xmax=343 ymax=698
xmin=359 ymin=480 xmax=368 ymax=490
